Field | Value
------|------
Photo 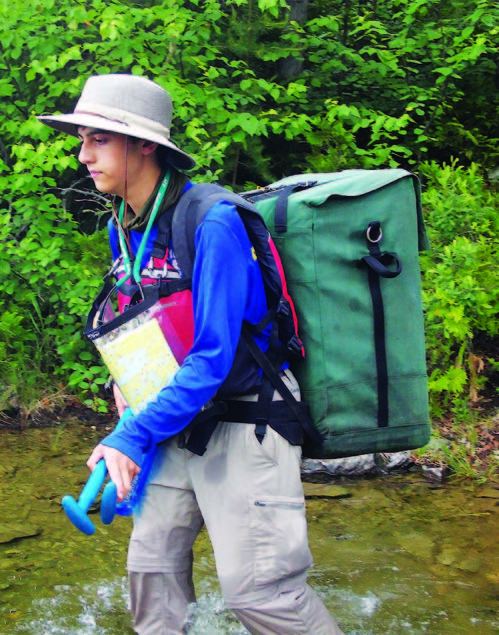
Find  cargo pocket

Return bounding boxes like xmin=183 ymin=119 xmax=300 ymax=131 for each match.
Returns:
xmin=128 ymin=528 xmax=167 ymax=571
xmin=249 ymin=494 xmax=313 ymax=586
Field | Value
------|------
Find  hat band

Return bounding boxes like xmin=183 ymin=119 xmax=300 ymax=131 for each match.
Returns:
xmin=75 ymin=101 xmax=171 ymax=139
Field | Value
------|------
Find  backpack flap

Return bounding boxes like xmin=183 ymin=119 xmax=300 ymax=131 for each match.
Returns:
xmin=255 ymin=170 xmax=430 ymax=252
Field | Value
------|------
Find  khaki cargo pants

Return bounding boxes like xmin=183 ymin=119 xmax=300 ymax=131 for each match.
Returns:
xmin=127 ymin=371 xmax=343 ymax=635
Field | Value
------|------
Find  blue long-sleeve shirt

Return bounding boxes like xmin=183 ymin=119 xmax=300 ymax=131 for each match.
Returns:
xmin=100 ymin=198 xmax=268 ymax=465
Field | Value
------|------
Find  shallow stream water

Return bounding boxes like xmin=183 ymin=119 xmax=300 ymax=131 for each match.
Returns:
xmin=1 ymin=421 xmax=498 ymax=634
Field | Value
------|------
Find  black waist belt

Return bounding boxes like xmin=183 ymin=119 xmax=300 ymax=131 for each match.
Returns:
xmin=184 ymin=399 xmax=307 ymax=456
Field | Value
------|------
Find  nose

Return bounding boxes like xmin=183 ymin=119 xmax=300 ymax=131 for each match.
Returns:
xmin=78 ymin=140 xmax=93 ymax=165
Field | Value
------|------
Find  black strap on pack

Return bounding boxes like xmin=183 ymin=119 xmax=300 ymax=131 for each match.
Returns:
xmin=361 ymin=221 xmax=402 ymax=428
xmin=150 ymin=204 xmax=176 ymax=259
xmin=241 ymin=326 xmax=324 ymax=449
xmin=254 ymin=320 xmax=281 ymax=444
xmin=221 ymin=400 xmax=307 ymax=445
xmin=273 ymin=182 xmax=317 ymax=233
xmin=183 ymin=401 xmax=229 ymax=455
xmin=243 ymin=181 xmax=317 ymax=234
xmin=182 ymin=397 xmax=309 ymax=456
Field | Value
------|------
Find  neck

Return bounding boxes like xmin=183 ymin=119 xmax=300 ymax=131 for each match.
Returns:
xmin=123 ymin=160 xmax=162 ymax=216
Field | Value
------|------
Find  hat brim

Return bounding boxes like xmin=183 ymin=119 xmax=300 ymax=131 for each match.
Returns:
xmin=37 ymin=112 xmax=196 ymax=171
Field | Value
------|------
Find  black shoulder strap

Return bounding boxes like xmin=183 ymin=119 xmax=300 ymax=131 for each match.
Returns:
xmin=150 ymin=204 xmax=177 ymax=259
xmin=172 ymin=183 xmax=282 ymax=311
xmin=171 ymin=183 xmax=261 ymax=278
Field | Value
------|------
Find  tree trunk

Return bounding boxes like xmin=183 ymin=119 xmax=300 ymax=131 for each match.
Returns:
xmin=278 ymin=0 xmax=309 ymax=80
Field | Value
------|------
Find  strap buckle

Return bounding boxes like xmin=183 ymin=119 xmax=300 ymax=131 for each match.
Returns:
xmin=287 ymin=334 xmax=303 ymax=357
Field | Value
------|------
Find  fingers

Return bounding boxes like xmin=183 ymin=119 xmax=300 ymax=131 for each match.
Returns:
xmin=87 ymin=445 xmax=105 ymax=472
xmin=111 ymin=455 xmax=141 ymax=502
xmin=109 ymin=456 xmax=130 ymax=501
xmin=88 ymin=444 xmax=140 ymax=502
xmin=107 ymin=458 xmax=126 ymax=502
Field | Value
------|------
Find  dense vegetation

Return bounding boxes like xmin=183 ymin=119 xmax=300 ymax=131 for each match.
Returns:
xmin=0 ymin=0 xmax=498 ymax=473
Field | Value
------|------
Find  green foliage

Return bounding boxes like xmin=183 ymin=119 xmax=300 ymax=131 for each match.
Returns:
xmin=2 ymin=0 xmax=498 ymax=185
xmin=0 ymin=0 xmax=498 ymax=423
xmin=419 ymin=161 xmax=499 ymax=416
xmin=302 ymin=0 xmax=499 ymax=170
xmin=0 ymin=193 xmax=110 ymax=411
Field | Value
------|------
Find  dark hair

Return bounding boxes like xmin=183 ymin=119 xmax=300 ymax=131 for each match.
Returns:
xmin=156 ymin=144 xmax=177 ymax=169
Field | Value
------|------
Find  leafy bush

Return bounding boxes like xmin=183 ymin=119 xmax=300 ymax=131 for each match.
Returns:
xmin=419 ymin=161 xmax=499 ymax=418
xmin=0 ymin=176 xmax=111 ymax=413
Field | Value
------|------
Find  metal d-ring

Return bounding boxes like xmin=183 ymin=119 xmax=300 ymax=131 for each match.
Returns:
xmin=366 ymin=222 xmax=383 ymax=244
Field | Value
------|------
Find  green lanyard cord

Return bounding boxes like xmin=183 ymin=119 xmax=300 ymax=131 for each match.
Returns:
xmin=116 ymin=169 xmax=171 ymax=288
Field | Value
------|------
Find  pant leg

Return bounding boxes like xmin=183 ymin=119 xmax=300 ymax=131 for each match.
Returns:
xmin=188 ymin=372 xmax=343 ymax=634
xmin=235 ymin=583 xmax=343 ymax=635
xmin=127 ymin=443 xmax=204 ymax=635
xmin=129 ymin=570 xmax=195 ymax=635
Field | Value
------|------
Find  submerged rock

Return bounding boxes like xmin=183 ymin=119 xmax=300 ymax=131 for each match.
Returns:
xmin=396 ymin=531 xmax=435 ymax=560
xmin=0 ymin=522 xmax=41 ymax=544
xmin=476 ymin=486 xmax=499 ymax=499
xmin=437 ymin=546 xmax=460 ymax=566
xmin=301 ymin=454 xmax=377 ymax=477
xmin=302 ymin=483 xmax=351 ymax=499
xmin=422 ymin=465 xmax=446 ymax=483
xmin=301 ymin=451 xmax=416 ymax=478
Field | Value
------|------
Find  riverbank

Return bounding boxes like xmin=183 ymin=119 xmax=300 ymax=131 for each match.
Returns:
xmin=1 ymin=399 xmax=498 ymax=482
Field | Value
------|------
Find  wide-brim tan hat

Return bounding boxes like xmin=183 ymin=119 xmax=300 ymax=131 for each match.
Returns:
xmin=38 ymin=74 xmax=195 ymax=170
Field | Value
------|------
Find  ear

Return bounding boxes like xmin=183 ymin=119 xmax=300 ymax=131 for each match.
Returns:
xmin=140 ymin=140 xmax=158 ymax=156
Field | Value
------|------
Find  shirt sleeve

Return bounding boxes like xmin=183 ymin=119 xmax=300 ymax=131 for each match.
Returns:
xmin=99 ymin=202 xmax=255 ymax=465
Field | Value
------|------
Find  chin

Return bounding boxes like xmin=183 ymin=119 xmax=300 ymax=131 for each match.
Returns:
xmin=93 ymin=180 xmax=120 ymax=196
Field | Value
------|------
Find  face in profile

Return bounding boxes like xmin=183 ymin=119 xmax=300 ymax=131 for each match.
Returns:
xmin=77 ymin=127 xmax=151 ymax=199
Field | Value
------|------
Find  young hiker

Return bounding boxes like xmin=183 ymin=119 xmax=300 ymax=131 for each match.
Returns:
xmin=38 ymin=74 xmax=344 ymax=635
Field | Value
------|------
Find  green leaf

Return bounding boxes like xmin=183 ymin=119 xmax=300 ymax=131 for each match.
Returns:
xmin=0 ymin=261 xmax=11 ymax=276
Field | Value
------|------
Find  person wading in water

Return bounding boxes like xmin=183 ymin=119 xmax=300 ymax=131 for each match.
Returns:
xmin=39 ymin=73 xmax=344 ymax=635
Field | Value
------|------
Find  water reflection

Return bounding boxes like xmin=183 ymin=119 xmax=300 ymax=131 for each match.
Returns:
xmin=1 ymin=423 xmax=498 ymax=634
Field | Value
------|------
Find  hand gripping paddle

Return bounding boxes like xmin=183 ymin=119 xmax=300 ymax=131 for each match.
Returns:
xmin=61 ymin=408 xmax=133 ymax=535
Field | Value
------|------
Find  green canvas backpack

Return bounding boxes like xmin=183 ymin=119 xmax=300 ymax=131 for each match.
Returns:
xmin=243 ymin=169 xmax=431 ymax=458
xmin=172 ymin=169 xmax=431 ymax=459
